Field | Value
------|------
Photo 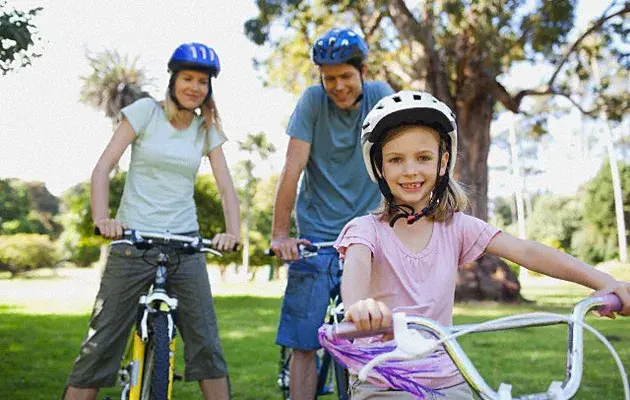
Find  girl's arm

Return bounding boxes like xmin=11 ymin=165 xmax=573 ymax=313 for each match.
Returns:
xmin=91 ymin=119 xmax=136 ymax=239
xmin=487 ymin=231 xmax=630 ymax=315
xmin=341 ymin=244 xmax=392 ymax=330
xmin=207 ymin=145 xmax=241 ymax=250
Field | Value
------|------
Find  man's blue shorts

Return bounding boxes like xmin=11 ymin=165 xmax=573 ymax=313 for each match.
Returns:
xmin=275 ymin=236 xmax=341 ymax=351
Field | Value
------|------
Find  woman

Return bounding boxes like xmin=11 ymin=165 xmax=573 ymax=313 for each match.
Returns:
xmin=64 ymin=42 xmax=240 ymax=400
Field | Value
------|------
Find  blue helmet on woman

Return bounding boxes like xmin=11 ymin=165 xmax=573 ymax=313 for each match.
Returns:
xmin=312 ymin=28 xmax=368 ymax=66
xmin=168 ymin=42 xmax=221 ymax=77
xmin=167 ymin=42 xmax=220 ymax=110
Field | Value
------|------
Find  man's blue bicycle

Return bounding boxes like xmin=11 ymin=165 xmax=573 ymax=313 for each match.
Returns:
xmin=268 ymin=242 xmax=350 ymax=400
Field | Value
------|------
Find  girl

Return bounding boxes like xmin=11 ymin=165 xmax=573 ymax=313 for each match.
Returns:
xmin=335 ymin=90 xmax=630 ymax=399
xmin=64 ymin=42 xmax=240 ymax=400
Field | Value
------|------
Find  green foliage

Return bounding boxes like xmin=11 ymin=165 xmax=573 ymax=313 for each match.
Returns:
xmin=527 ymin=194 xmax=582 ymax=254
xmin=0 ymin=179 xmax=60 ymax=236
xmin=0 ymin=1 xmax=42 ymax=74
xmin=573 ymin=160 xmax=630 ymax=263
xmin=490 ymin=196 xmax=514 ymax=229
xmin=0 ymin=234 xmax=60 ymax=275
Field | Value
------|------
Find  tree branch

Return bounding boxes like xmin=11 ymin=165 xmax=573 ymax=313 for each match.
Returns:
xmin=547 ymin=2 xmax=630 ymax=86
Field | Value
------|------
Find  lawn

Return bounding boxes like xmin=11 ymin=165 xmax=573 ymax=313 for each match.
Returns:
xmin=0 ymin=264 xmax=628 ymax=399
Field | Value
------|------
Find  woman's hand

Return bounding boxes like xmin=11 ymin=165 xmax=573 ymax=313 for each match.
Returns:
xmin=344 ymin=298 xmax=393 ymax=332
xmin=94 ymin=218 xmax=126 ymax=239
xmin=592 ymin=280 xmax=630 ymax=318
xmin=211 ymin=232 xmax=240 ymax=252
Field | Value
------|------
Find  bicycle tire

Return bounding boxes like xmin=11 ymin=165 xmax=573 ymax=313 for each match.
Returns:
xmin=332 ymin=358 xmax=349 ymax=400
xmin=149 ymin=312 xmax=171 ymax=400
xmin=277 ymin=346 xmax=291 ymax=399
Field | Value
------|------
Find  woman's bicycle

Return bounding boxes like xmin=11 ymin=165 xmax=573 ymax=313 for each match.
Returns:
xmin=267 ymin=242 xmax=350 ymax=400
xmin=98 ymin=229 xmax=223 ymax=400
xmin=321 ymin=294 xmax=627 ymax=400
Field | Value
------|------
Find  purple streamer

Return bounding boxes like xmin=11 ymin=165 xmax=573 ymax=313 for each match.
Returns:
xmin=318 ymin=325 xmax=445 ymax=399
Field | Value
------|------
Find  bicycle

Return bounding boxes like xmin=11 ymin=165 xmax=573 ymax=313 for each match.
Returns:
xmin=98 ymin=229 xmax=223 ymax=400
xmin=267 ymin=242 xmax=350 ymax=400
xmin=322 ymin=294 xmax=627 ymax=400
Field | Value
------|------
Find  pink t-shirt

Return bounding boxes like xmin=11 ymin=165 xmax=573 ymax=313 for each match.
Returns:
xmin=334 ymin=211 xmax=500 ymax=388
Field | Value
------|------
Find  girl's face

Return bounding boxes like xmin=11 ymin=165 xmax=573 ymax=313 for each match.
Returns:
xmin=174 ymin=70 xmax=209 ymax=109
xmin=381 ymin=125 xmax=449 ymax=210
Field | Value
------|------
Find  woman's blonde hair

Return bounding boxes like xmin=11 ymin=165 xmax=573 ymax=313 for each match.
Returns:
xmin=373 ymin=126 xmax=469 ymax=223
xmin=163 ymin=86 xmax=224 ymax=152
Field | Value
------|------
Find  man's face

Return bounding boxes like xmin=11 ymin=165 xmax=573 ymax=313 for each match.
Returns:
xmin=320 ymin=63 xmax=365 ymax=110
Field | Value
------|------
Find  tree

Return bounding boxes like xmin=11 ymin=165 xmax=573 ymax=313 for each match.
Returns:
xmin=236 ymin=132 xmax=276 ymax=278
xmin=0 ymin=1 xmax=42 ymax=75
xmin=244 ymin=0 xmax=629 ymax=221
xmin=80 ymin=49 xmax=152 ymax=123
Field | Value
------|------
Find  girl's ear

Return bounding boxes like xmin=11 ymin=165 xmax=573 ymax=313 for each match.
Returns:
xmin=439 ymin=152 xmax=449 ymax=177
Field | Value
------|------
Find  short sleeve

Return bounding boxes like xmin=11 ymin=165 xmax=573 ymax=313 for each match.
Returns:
xmin=334 ymin=216 xmax=377 ymax=259
xmin=286 ymin=86 xmax=319 ymax=143
xmin=120 ymin=98 xmax=157 ymax=137
xmin=207 ymin=124 xmax=228 ymax=152
xmin=455 ymin=213 xmax=501 ymax=266
xmin=374 ymin=81 xmax=395 ymax=98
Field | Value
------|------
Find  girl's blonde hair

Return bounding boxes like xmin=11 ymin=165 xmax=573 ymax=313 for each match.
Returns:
xmin=163 ymin=87 xmax=224 ymax=152
xmin=374 ymin=125 xmax=469 ymax=223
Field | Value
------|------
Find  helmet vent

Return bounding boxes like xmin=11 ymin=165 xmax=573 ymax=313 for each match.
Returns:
xmin=362 ymin=122 xmax=370 ymax=129
xmin=413 ymin=94 xmax=422 ymax=100
xmin=392 ymin=96 xmax=402 ymax=103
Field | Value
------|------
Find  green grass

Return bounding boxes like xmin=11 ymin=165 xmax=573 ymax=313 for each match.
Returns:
xmin=1 ymin=265 xmax=629 ymax=399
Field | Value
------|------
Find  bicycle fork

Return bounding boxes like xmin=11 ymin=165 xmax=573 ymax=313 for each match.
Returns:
xmin=122 ymin=290 xmax=178 ymax=400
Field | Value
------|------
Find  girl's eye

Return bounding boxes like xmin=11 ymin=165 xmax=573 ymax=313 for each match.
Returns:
xmin=388 ymin=157 xmax=401 ymax=163
xmin=419 ymin=155 xmax=432 ymax=162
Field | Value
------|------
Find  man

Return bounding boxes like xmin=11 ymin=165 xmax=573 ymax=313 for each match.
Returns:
xmin=271 ymin=28 xmax=394 ymax=400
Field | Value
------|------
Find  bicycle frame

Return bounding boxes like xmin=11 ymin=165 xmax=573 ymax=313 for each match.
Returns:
xmin=332 ymin=295 xmax=625 ymax=400
xmin=110 ymin=230 xmax=221 ymax=400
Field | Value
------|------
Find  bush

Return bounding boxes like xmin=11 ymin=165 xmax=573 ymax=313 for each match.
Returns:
xmin=0 ymin=234 xmax=61 ymax=277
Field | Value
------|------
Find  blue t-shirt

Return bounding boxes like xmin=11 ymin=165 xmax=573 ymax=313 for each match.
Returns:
xmin=287 ymin=81 xmax=394 ymax=240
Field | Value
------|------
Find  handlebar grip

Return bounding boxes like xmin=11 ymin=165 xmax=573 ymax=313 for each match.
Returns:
xmin=94 ymin=227 xmax=101 ymax=236
xmin=331 ymin=321 xmax=393 ymax=340
xmin=265 ymin=248 xmax=275 ymax=257
xmin=595 ymin=294 xmax=623 ymax=314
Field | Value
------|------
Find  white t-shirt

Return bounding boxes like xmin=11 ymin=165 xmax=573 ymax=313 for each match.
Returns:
xmin=115 ymin=98 xmax=227 ymax=233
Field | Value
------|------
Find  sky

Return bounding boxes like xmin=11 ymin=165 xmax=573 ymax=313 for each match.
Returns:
xmin=0 ymin=0 xmax=626 ymax=199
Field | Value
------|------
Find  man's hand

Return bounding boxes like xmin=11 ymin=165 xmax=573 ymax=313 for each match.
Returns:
xmin=270 ymin=236 xmax=311 ymax=261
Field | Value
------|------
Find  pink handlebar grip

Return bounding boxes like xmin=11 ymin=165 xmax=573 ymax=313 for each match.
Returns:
xmin=330 ymin=322 xmax=393 ymax=340
xmin=596 ymin=294 xmax=623 ymax=314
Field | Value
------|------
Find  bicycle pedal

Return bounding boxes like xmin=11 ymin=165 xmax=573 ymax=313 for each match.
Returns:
xmin=173 ymin=372 xmax=184 ymax=381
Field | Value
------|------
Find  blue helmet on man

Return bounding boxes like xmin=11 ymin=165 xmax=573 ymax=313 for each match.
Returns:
xmin=312 ymin=28 xmax=368 ymax=66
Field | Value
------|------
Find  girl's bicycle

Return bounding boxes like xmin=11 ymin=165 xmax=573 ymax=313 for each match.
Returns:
xmin=267 ymin=242 xmax=350 ymax=400
xmin=321 ymin=294 xmax=627 ymax=400
xmin=98 ymin=229 xmax=223 ymax=400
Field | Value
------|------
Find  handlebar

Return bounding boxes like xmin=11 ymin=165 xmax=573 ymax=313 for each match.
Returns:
xmin=329 ymin=294 xmax=626 ymax=400
xmin=95 ymin=228 xmax=224 ymax=257
xmin=265 ymin=241 xmax=336 ymax=258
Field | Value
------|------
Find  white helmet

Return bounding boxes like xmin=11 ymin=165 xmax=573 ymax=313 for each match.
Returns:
xmin=361 ymin=90 xmax=457 ymax=182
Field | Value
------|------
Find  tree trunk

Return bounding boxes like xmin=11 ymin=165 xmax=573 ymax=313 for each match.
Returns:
xmin=455 ymin=96 xmax=493 ymax=221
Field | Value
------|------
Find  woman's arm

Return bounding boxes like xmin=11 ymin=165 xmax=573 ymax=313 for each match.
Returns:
xmin=90 ymin=119 xmax=136 ymax=238
xmin=487 ymin=231 xmax=630 ymax=315
xmin=341 ymin=244 xmax=392 ymax=330
xmin=207 ymin=145 xmax=241 ymax=249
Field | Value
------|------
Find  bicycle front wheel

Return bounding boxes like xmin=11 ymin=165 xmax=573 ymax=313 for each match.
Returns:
xmin=141 ymin=312 xmax=171 ymax=400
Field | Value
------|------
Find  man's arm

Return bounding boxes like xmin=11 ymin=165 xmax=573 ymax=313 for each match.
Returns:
xmin=271 ymin=137 xmax=311 ymax=261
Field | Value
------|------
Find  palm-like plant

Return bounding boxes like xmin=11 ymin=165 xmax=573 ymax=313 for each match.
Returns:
xmin=80 ymin=49 xmax=152 ymax=123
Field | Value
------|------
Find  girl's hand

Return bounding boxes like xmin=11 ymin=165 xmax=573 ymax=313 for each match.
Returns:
xmin=94 ymin=218 xmax=126 ymax=239
xmin=344 ymin=298 xmax=393 ymax=332
xmin=592 ymin=280 xmax=630 ymax=318
xmin=211 ymin=232 xmax=240 ymax=252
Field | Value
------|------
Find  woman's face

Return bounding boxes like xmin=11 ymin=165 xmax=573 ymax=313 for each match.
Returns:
xmin=381 ymin=125 xmax=449 ymax=210
xmin=174 ymin=70 xmax=209 ymax=109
